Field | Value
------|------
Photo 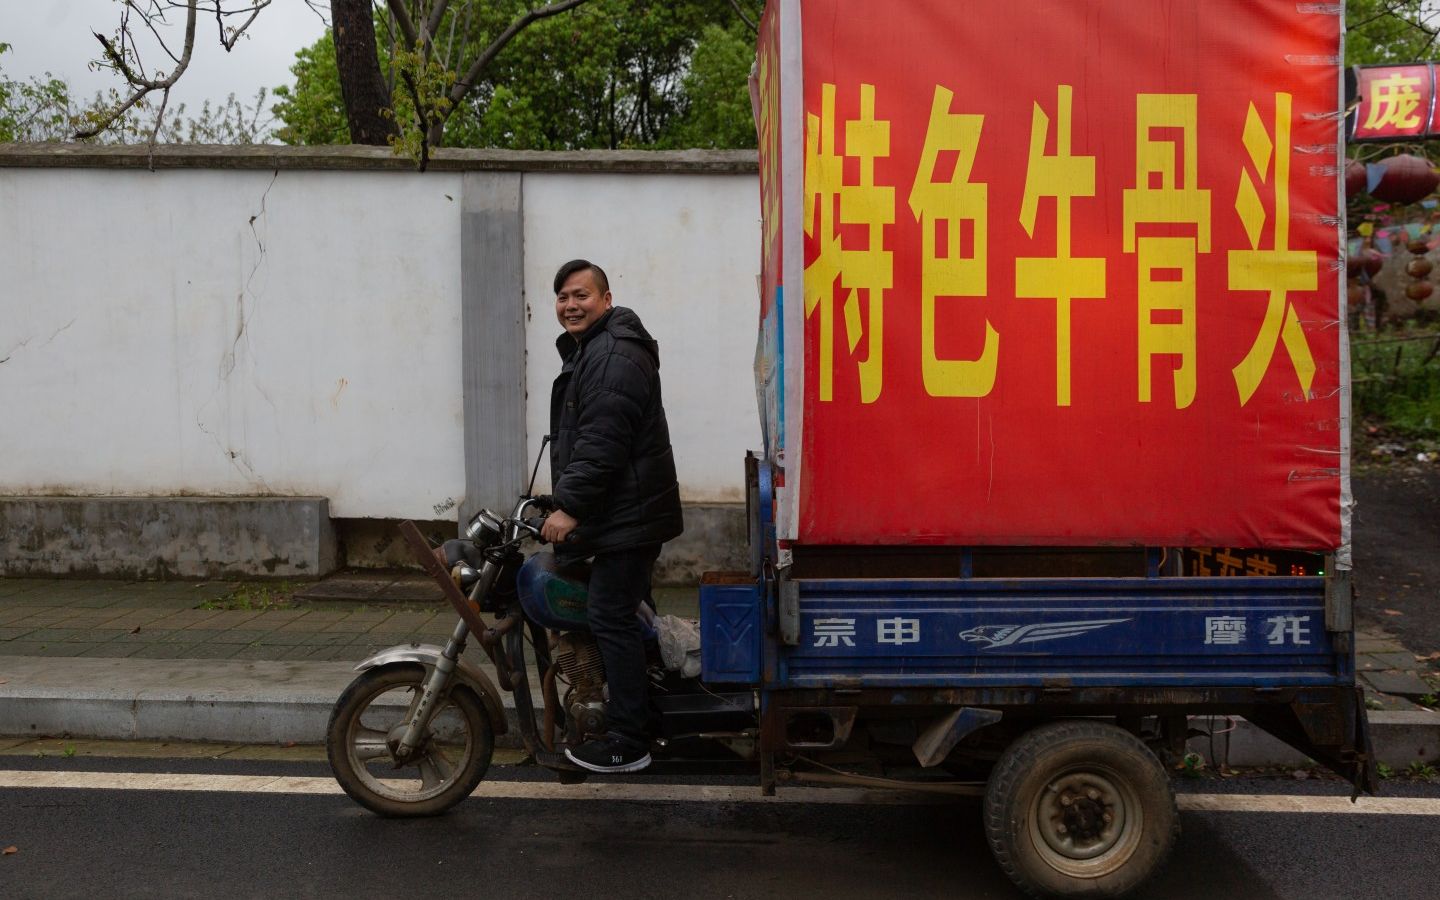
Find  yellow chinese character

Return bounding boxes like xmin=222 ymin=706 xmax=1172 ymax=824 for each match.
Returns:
xmin=1214 ymin=548 xmax=1244 ymax=576
xmin=1016 ymin=85 xmax=1107 ymax=407
xmin=1230 ymin=93 xmax=1317 ymax=406
xmin=906 ymin=86 xmax=996 ymax=397
xmin=1191 ymin=547 xmax=1213 ymax=576
xmin=804 ymin=83 xmax=893 ymax=404
xmin=1362 ymin=72 xmax=1424 ymax=131
xmin=1123 ymin=94 xmax=1211 ymax=409
xmin=1245 ymin=555 xmax=1278 ymax=577
xmin=757 ymin=50 xmax=780 ymax=263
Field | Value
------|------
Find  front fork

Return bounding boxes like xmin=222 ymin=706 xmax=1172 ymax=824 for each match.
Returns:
xmin=392 ymin=555 xmax=503 ymax=761
xmin=392 ymin=617 xmax=471 ymax=762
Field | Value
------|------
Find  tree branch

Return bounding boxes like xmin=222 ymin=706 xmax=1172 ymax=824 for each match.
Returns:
xmin=215 ymin=0 xmax=272 ymax=52
xmin=726 ymin=0 xmax=757 ymax=33
xmin=384 ymin=0 xmax=420 ymax=49
xmin=74 ymin=0 xmax=198 ymax=139
xmin=1348 ymin=0 xmax=1438 ymax=37
xmin=424 ymin=0 xmax=453 ymax=46
xmin=401 ymin=69 xmax=430 ymax=172
xmin=448 ymin=0 xmax=591 ymax=110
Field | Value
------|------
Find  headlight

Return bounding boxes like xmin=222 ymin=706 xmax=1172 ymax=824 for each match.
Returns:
xmin=465 ymin=510 xmax=503 ymax=545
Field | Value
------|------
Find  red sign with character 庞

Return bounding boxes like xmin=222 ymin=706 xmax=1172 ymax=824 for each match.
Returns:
xmin=1350 ymin=64 xmax=1435 ymax=141
xmin=756 ymin=0 xmax=1346 ymax=551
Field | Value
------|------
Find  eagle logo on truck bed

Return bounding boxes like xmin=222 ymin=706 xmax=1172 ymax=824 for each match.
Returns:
xmin=958 ymin=618 xmax=1131 ymax=649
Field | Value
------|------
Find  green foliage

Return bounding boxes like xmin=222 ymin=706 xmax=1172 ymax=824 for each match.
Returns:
xmin=0 ymin=42 xmax=78 ymax=142
xmin=271 ymin=32 xmax=349 ymax=145
xmin=1377 ymin=761 xmax=1395 ymax=778
xmin=662 ymin=23 xmax=759 ymax=149
xmin=385 ymin=41 xmax=458 ymax=158
xmin=1346 ymin=0 xmax=1440 ymax=66
xmin=158 ymin=91 xmax=274 ymax=144
xmin=1405 ymin=760 xmax=1437 ymax=779
xmin=4 ymin=39 xmax=270 ymax=144
xmin=274 ymin=1 xmax=758 ymax=150
xmin=1352 ymin=329 xmax=1440 ymax=438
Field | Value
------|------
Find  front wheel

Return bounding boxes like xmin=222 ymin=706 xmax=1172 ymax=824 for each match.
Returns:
xmin=326 ymin=663 xmax=494 ymax=817
xmin=983 ymin=720 xmax=1178 ymax=898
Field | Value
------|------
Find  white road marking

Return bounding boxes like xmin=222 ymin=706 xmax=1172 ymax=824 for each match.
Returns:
xmin=1175 ymin=793 xmax=1440 ymax=816
xmin=1 ymin=770 xmax=1438 ymax=815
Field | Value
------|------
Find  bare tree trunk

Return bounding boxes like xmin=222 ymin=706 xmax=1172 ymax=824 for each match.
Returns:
xmin=332 ymin=0 xmax=397 ymax=145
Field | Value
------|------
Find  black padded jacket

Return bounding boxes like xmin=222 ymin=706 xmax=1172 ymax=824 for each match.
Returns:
xmin=549 ymin=306 xmax=684 ymax=559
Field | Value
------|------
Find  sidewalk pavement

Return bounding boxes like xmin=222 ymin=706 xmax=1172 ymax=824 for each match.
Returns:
xmin=1 ymin=575 xmax=1437 ymax=767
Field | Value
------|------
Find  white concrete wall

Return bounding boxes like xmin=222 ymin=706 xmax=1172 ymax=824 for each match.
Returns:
xmin=523 ymin=173 xmax=761 ymax=502
xmin=0 ymin=164 xmax=760 ymax=519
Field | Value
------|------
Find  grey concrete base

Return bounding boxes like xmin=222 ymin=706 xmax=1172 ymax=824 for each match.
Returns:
xmin=0 ymin=656 xmax=528 ymax=748
xmin=0 ymin=496 xmax=337 ymax=579
xmin=1186 ymin=710 xmax=1440 ymax=769
xmin=335 ymin=503 xmax=746 ymax=585
xmin=657 ymin=503 xmax=747 ymax=584
xmin=1369 ymin=710 xmax=1440 ymax=767
xmin=334 ymin=517 xmax=457 ymax=569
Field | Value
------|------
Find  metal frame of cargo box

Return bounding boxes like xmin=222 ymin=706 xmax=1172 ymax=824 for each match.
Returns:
xmin=697 ymin=455 xmax=1372 ymax=793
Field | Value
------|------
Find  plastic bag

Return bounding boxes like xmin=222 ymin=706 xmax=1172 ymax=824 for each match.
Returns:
xmin=655 ymin=614 xmax=702 ymax=679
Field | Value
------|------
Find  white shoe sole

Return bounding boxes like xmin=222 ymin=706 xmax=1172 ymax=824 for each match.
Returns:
xmin=564 ymin=749 xmax=652 ymax=774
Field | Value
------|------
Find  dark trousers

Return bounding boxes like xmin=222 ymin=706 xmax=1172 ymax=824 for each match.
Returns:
xmin=586 ymin=543 xmax=661 ymax=744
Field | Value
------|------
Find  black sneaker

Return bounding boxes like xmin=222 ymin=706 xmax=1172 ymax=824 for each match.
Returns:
xmin=564 ymin=733 xmax=651 ymax=774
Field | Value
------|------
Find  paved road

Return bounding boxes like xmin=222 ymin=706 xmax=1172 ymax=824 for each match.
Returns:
xmin=2 ymin=755 xmax=1438 ymax=900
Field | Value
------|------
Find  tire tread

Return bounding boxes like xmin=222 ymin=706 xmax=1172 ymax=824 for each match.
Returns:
xmin=983 ymin=720 xmax=1179 ymax=899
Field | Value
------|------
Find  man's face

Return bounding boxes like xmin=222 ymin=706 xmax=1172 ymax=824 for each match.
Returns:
xmin=555 ymin=269 xmax=613 ymax=337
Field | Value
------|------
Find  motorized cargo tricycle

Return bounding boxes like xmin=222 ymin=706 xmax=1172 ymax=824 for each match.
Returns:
xmin=326 ymin=452 xmax=1372 ymax=898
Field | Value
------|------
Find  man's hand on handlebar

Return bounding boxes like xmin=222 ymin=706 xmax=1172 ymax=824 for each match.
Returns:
xmin=540 ymin=508 xmax=579 ymax=544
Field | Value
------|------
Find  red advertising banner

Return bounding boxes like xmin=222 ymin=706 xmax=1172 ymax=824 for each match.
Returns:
xmin=762 ymin=0 xmax=1346 ymax=550
xmin=752 ymin=3 xmax=785 ymax=461
xmin=1351 ymin=64 xmax=1435 ymax=140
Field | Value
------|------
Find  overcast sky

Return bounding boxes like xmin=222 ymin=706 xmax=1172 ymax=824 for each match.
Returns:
xmin=1 ymin=1 xmax=328 ymax=120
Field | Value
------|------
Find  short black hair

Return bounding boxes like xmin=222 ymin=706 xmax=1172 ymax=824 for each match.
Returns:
xmin=553 ymin=259 xmax=609 ymax=295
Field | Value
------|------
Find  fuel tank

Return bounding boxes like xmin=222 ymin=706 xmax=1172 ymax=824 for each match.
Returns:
xmin=516 ymin=551 xmax=658 ymax=638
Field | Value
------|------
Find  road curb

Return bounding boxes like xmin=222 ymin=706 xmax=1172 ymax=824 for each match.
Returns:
xmin=1185 ymin=710 xmax=1438 ymax=769
xmin=2 ymin=658 xmax=1436 ymax=764
xmin=0 ymin=657 xmax=533 ymax=750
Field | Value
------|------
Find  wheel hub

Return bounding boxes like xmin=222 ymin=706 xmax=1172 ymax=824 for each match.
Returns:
xmin=1036 ymin=773 xmax=1127 ymax=861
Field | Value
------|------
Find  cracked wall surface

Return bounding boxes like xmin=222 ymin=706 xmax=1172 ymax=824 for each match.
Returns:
xmin=0 ymin=168 xmax=466 ymax=520
xmin=0 ymin=165 xmax=761 ymax=519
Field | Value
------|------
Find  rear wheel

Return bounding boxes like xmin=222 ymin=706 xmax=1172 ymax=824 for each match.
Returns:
xmin=326 ymin=663 xmax=493 ymax=817
xmin=983 ymin=720 xmax=1178 ymax=898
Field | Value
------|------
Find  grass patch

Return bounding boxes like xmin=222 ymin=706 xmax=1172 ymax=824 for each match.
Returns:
xmin=201 ymin=582 xmax=297 ymax=611
xmin=1353 ymin=328 xmax=1440 ymax=439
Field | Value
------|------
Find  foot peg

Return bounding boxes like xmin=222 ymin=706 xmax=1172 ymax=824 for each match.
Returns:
xmin=535 ymin=748 xmax=590 ymax=782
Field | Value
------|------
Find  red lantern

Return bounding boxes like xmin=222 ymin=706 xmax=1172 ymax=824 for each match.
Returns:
xmin=1369 ymin=154 xmax=1440 ymax=204
xmin=1405 ymin=281 xmax=1434 ymax=301
xmin=1347 ymin=283 xmax=1367 ymax=309
xmin=1353 ymin=247 xmax=1385 ymax=277
xmin=1345 ymin=159 xmax=1366 ymax=198
xmin=1407 ymin=257 xmax=1433 ymax=277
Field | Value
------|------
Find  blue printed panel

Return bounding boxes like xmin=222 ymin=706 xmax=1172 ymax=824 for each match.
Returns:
xmin=700 ymin=581 xmax=763 ymax=683
xmin=779 ymin=576 xmax=1344 ymax=689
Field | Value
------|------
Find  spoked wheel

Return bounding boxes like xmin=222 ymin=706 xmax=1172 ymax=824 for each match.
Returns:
xmin=326 ymin=663 xmax=494 ymax=817
xmin=983 ymin=721 xmax=1178 ymax=899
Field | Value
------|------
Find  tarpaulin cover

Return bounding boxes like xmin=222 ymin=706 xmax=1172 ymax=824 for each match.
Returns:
xmin=754 ymin=0 xmax=1348 ymax=553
